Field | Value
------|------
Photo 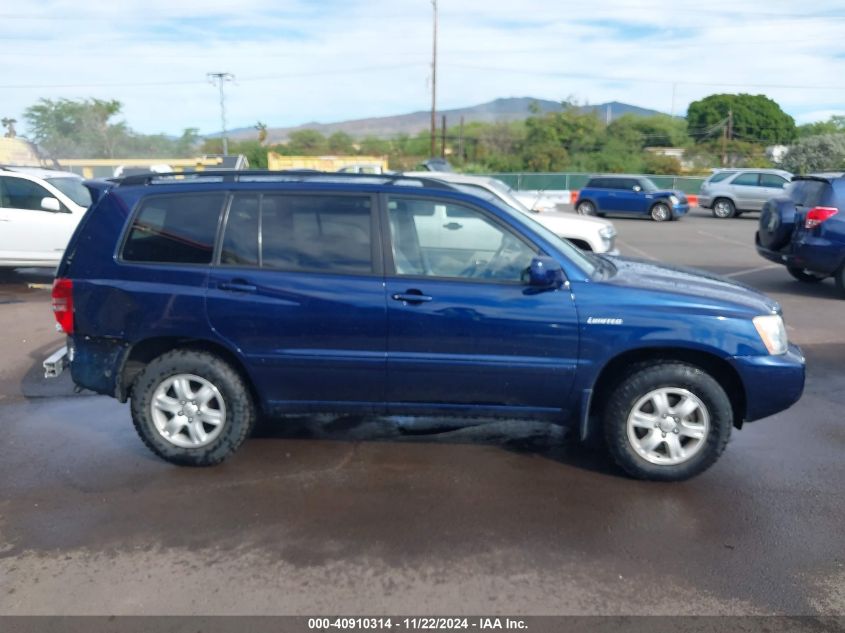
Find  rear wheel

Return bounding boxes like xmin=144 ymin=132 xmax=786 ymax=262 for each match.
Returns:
xmin=576 ymin=201 xmax=596 ymax=216
xmin=712 ymin=198 xmax=736 ymax=219
xmin=130 ymin=349 xmax=256 ymax=466
xmin=650 ymin=202 xmax=672 ymax=222
xmin=603 ymin=362 xmax=732 ymax=481
xmin=787 ymin=266 xmax=826 ymax=284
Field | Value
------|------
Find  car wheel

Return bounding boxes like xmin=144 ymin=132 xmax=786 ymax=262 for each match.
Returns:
xmin=650 ymin=202 xmax=671 ymax=222
xmin=835 ymin=264 xmax=845 ymax=299
xmin=787 ymin=266 xmax=827 ymax=284
xmin=130 ymin=349 xmax=256 ymax=466
xmin=712 ymin=198 xmax=736 ymax=219
xmin=603 ymin=362 xmax=732 ymax=481
xmin=576 ymin=201 xmax=596 ymax=216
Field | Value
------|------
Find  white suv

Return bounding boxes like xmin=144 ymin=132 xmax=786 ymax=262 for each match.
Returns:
xmin=402 ymin=172 xmax=618 ymax=253
xmin=0 ymin=166 xmax=92 ymax=268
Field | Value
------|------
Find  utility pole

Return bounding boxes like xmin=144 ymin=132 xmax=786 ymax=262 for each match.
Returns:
xmin=441 ymin=115 xmax=447 ymax=159
xmin=721 ymin=109 xmax=733 ymax=167
xmin=670 ymin=82 xmax=677 ymax=117
xmin=430 ymin=0 xmax=438 ymax=158
xmin=207 ymin=72 xmax=234 ymax=155
xmin=458 ymin=115 xmax=464 ymax=162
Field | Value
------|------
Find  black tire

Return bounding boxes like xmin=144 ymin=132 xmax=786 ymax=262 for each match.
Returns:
xmin=602 ymin=362 xmax=732 ymax=481
xmin=787 ymin=266 xmax=826 ymax=284
xmin=130 ymin=349 xmax=256 ymax=466
xmin=650 ymin=202 xmax=671 ymax=222
xmin=836 ymin=264 xmax=845 ymax=299
xmin=576 ymin=200 xmax=596 ymax=216
xmin=712 ymin=198 xmax=736 ymax=219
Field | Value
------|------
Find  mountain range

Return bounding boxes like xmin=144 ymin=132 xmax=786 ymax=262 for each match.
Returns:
xmin=223 ymin=97 xmax=667 ymax=143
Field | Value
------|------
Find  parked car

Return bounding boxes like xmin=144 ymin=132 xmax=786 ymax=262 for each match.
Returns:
xmin=756 ymin=172 xmax=845 ymax=296
xmin=0 ymin=166 xmax=92 ymax=268
xmin=337 ymin=163 xmax=390 ymax=175
xmin=45 ymin=170 xmax=804 ymax=481
xmin=699 ymin=169 xmax=792 ymax=219
xmin=575 ymin=175 xmax=689 ymax=222
xmin=402 ymin=171 xmax=617 ymax=253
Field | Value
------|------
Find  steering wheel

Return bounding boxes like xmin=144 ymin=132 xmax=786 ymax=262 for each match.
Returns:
xmin=457 ymin=237 xmax=512 ymax=279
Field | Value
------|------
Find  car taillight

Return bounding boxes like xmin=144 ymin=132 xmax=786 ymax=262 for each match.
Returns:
xmin=805 ymin=207 xmax=838 ymax=229
xmin=51 ymin=278 xmax=74 ymax=334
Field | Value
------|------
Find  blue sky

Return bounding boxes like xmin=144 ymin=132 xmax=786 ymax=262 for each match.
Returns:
xmin=2 ymin=0 xmax=845 ymax=137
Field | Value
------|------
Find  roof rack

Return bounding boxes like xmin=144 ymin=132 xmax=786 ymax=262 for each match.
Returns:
xmin=116 ymin=169 xmax=459 ymax=191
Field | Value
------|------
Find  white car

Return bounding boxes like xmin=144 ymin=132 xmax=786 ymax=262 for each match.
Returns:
xmin=0 ymin=167 xmax=92 ymax=268
xmin=402 ymin=171 xmax=618 ymax=254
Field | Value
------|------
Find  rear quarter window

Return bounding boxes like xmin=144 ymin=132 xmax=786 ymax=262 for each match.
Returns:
xmin=122 ymin=193 xmax=225 ymax=264
xmin=788 ymin=181 xmax=829 ymax=208
xmin=707 ymin=171 xmax=736 ymax=184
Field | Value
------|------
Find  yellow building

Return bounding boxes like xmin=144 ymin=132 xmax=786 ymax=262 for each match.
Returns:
xmin=267 ymin=154 xmax=388 ymax=172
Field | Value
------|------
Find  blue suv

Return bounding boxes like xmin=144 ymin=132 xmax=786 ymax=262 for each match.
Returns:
xmin=756 ymin=173 xmax=845 ymax=296
xmin=46 ymin=171 xmax=804 ymax=481
xmin=575 ymin=175 xmax=690 ymax=222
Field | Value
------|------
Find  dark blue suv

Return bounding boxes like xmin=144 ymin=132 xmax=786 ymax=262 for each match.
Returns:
xmin=756 ymin=173 xmax=845 ymax=296
xmin=575 ymin=175 xmax=690 ymax=222
xmin=46 ymin=171 xmax=804 ymax=481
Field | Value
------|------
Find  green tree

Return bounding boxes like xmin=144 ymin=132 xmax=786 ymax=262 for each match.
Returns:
xmin=24 ymin=97 xmax=128 ymax=158
xmin=781 ymin=134 xmax=845 ymax=174
xmin=797 ymin=115 xmax=845 ymax=138
xmin=687 ymin=93 xmax=796 ymax=145
xmin=286 ymin=129 xmax=328 ymax=154
xmin=327 ymin=131 xmax=355 ymax=154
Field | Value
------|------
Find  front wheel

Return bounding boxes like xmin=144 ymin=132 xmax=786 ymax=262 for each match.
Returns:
xmin=130 ymin=349 xmax=256 ymax=466
xmin=650 ymin=202 xmax=672 ymax=222
xmin=603 ymin=362 xmax=732 ymax=481
xmin=787 ymin=266 xmax=826 ymax=284
xmin=576 ymin=201 xmax=596 ymax=216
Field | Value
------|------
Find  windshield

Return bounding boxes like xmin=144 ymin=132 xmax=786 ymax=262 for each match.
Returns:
xmin=452 ymin=185 xmax=597 ymax=277
xmin=640 ymin=177 xmax=659 ymax=192
xmin=46 ymin=177 xmax=92 ymax=208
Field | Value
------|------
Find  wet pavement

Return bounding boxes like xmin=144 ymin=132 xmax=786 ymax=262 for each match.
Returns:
xmin=0 ymin=208 xmax=843 ymax=615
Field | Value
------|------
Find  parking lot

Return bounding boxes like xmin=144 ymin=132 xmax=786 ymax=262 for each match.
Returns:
xmin=0 ymin=206 xmax=842 ymax=616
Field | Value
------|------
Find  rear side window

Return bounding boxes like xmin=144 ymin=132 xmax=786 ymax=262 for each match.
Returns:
xmin=220 ymin=193 xmax=374 ymax=274
xmin=760 ymin=174 xmax=788 ymax=189
xmin=788 ymin=180 xmax=829 ymax=208
xmin=122 ymin=193 xmax=224 ymax=264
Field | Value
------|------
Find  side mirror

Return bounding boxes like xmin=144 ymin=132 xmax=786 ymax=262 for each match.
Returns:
xmin=40 ymin=197 xmax=61 ymax=212
xmin=632 ymin=185 xmax=642 ymax=192
xmin=525 ymin=256 xmax=564 ymax=288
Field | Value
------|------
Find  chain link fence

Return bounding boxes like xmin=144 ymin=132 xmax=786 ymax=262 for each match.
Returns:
xmin=484 ymin=173 xmax=706 ymax=195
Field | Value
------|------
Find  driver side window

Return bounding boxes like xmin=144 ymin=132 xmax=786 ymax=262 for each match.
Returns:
xmin=387 ymin=197 xmax=537 ymax=282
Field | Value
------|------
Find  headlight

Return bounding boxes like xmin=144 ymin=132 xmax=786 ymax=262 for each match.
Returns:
xmin=753 ymin=314 xmax=788 ymax=355
xmin=599 ymin=226 xmax=615 ymax=239
xmin=669 ymin=194 xmax=680 ymax=205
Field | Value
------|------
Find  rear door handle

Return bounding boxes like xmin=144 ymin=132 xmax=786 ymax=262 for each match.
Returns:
xmin=219 ymin=280 xmax=258 ymax=293
xmin=392 ymin=292 xmax=432 ymax=304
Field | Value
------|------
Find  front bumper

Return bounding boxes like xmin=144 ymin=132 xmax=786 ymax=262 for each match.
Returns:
xmin=673 ymin=202 xmax=690 ymax=217
xmin=731 ymin=343 xmax=805 ymax=422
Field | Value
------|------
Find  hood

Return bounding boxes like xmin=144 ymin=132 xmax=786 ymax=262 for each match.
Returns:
xmin=605 ymin=256 xmax=779 ymax=316
xmin=538 ymin=212 xmax=614 ymax=233
xmin=652 ymin=189 xmax=688 ymax=201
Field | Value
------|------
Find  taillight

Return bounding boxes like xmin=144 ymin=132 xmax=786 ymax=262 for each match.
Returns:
xmin=805 ymin=207 xmax=839 ymax=229
xmin=51 ymin=278 xmax=74 ymax=334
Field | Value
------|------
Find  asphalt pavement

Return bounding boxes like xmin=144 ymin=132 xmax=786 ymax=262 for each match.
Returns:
xmin=0 ymin=206 xmax=843 ymax=616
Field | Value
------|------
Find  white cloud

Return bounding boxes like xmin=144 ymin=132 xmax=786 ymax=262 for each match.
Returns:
xmin=1 ymin=0 xmax=844 ymax=136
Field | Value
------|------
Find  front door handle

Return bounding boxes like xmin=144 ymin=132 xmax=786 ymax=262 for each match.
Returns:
xmin=219 ymin=280 xmax=258 ymax=293
xmin=392 ymin=291 xmax=432 ymax=304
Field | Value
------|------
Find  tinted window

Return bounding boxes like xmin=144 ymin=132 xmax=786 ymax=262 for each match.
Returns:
xmin=788 ymin=180 xmax=828 ymax=208
xmin=732 ymin=173 xmax=760 ymax=186
xmin=708 ymin=171 xmax=736 ymax=183
xmin=220 ymin=194 xmax=260 ymax=266
xmin=46 ymin=177 xmax=92 ymax=208
xmin=587 ymin=178 xmax=607 ymax=189
xmin=261 ymin=195 xmax=373 ymax=274
xmin=0 ymin=176 xmax=52 ymax=211
xmin=123 ymin=193 xmax=224 ymax=264
xmin=760 ymin=174 xmax=788 ymax=188
xmin=387 ymin=197 xmax=536 ymax=281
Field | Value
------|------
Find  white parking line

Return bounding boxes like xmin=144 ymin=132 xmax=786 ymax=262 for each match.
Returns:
xmin=616 ymin=240 xmax=656 ymax=260
xmin=724 ymin=264 xmax=780 ymax=278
